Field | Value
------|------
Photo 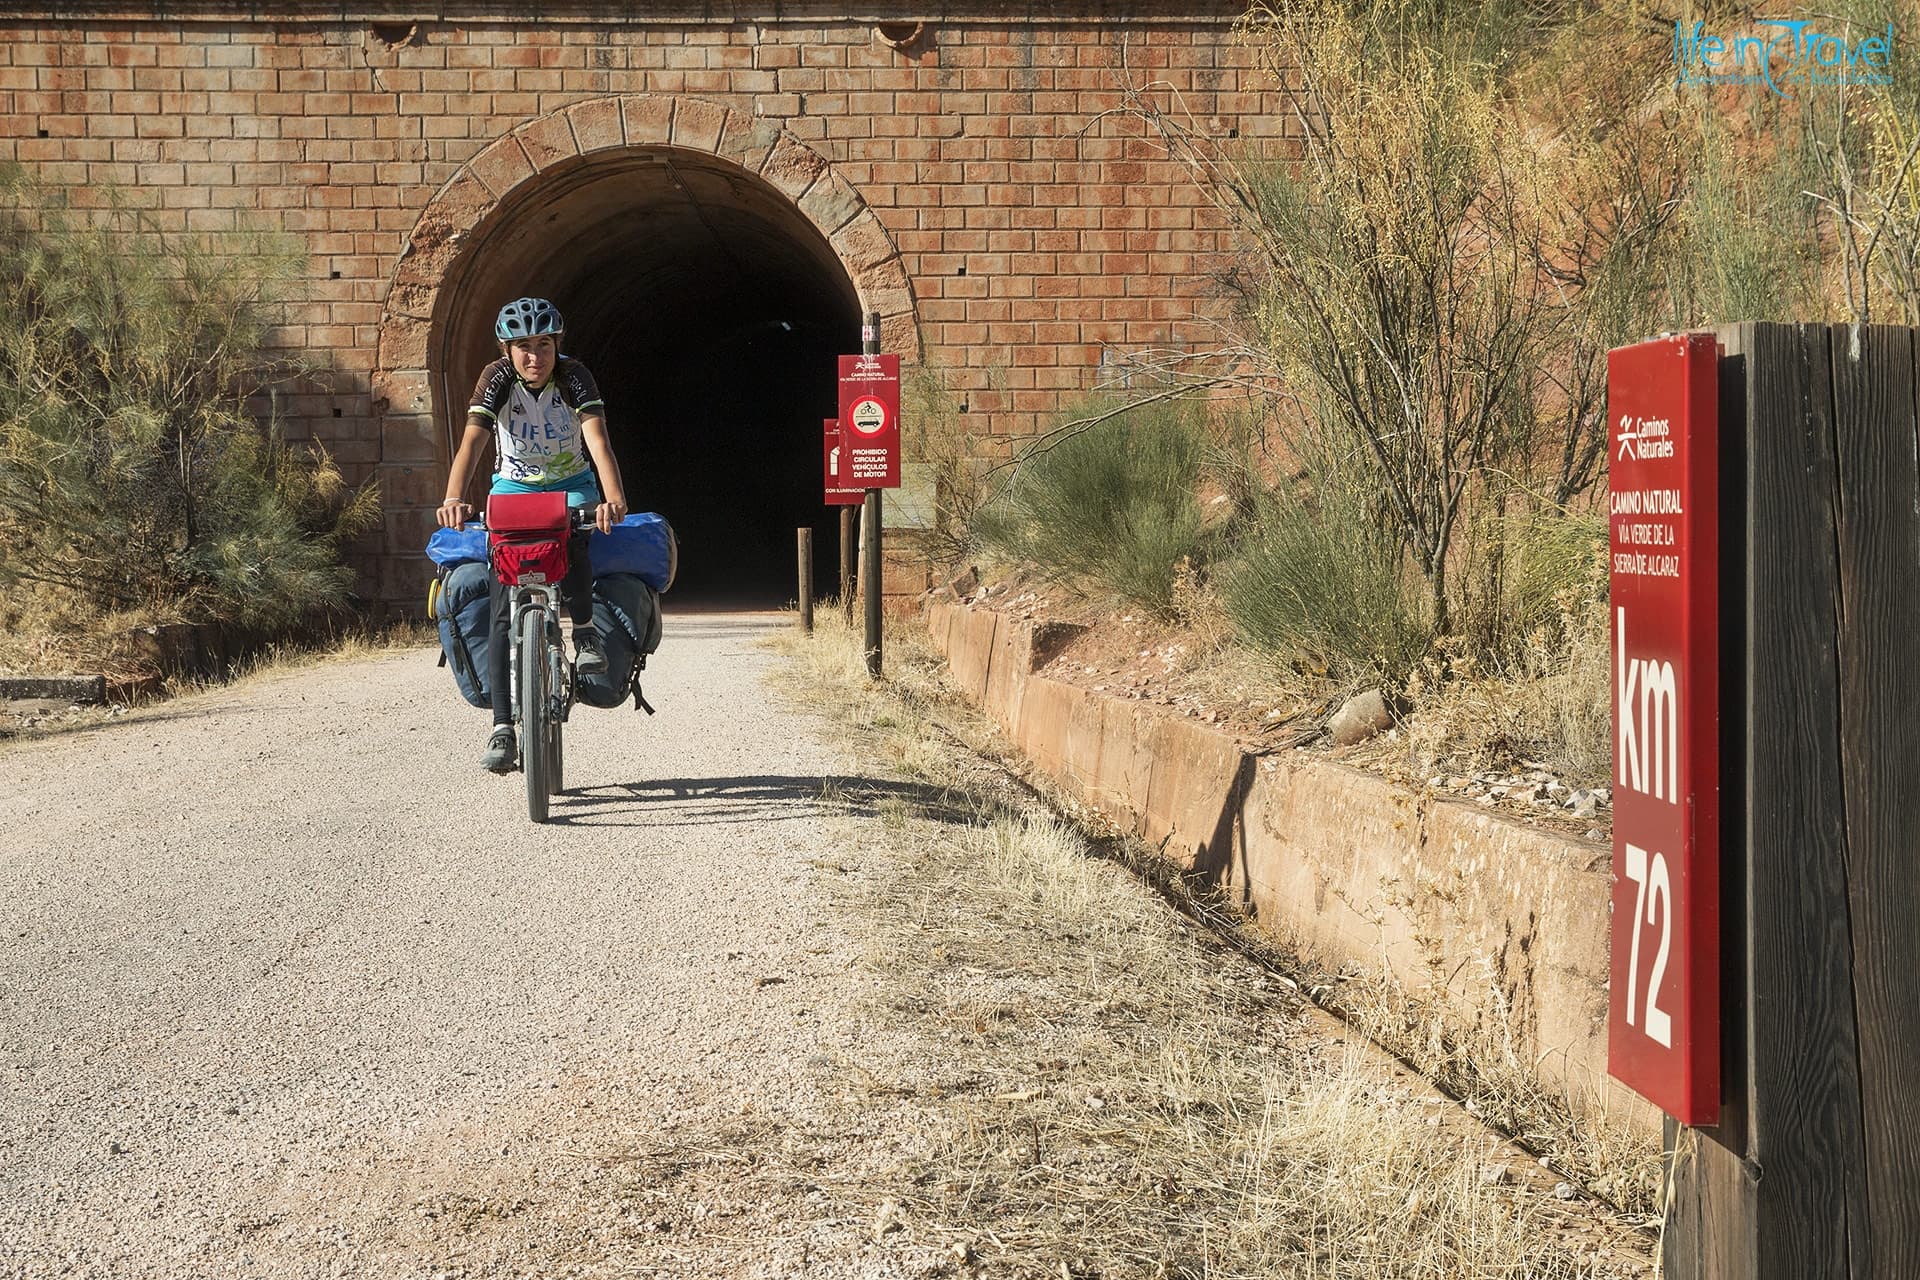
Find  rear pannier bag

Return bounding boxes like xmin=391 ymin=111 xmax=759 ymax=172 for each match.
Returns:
xmin=574 ymin=572 xmax=664 ymax=709
xmin=435 ymin=561 xmax=494 ymax=708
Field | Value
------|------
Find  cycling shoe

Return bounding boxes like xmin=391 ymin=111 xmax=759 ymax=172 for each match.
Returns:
xmin=573 ymin=627 xmax=608 ymax=676
xmin=482 ymin=725 xmax=517 ymax=773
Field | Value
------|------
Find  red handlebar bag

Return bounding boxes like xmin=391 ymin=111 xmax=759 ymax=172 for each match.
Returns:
xmin=486 ymin=491 xmax=570 ymax=587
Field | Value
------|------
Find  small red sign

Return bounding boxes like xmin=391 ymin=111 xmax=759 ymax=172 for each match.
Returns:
xmin=836 ymin=353 xmax=901 ymax=489
xmin=1605 ymin=333 xmax=1721 ymax=1126
xmin=823 ymin=419 xmax=862 ymax=506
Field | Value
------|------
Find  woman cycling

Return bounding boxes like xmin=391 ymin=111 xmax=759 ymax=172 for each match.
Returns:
xmin=436 ymin=297 xmax=630 ymax=773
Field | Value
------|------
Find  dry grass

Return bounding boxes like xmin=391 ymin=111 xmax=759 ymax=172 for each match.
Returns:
xmin=0 ymin=617 xmax=435 ymax=743
xmin=752 ymin=606 xmax=1655 ymax=1278
xmin=0 ymin=572 xmax=431 ymax=687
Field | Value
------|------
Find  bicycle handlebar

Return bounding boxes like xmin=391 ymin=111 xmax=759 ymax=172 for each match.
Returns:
xmin=459 ymin=508 xmax=600 ymax=532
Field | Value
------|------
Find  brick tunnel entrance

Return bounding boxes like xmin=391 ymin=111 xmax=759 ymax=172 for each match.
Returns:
xmin=432 ymin=147 xmax=862 ymax=607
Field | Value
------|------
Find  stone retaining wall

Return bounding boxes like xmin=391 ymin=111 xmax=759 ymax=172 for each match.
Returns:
xmin=926 ymin=595 xmax=1657 ymax=1138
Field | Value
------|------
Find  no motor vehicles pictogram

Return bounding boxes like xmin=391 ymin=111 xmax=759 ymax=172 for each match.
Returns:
xmin=836 ymin=354 xmax=900 ymax=489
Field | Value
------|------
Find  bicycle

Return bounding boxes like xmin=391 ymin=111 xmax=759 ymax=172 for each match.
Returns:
xmin=485 ymin=493 xmax=597 ymax=823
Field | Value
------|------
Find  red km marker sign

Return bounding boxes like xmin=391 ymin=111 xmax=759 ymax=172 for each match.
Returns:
xmin=1604 ymin=333 xmax=1721 ymax=1126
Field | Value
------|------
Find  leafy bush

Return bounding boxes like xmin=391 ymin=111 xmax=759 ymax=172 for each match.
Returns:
xmin=973 ymin=397 xmax=1210 ymax=614
xmin=0 ymin=165 xmax=376 ymax=631
xmin=1219 ymin=469 xmax=1431 ymax=685
xmin=1125 ymin=0 xmax=1683 ymax=661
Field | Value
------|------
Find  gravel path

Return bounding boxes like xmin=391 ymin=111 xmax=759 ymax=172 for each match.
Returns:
xmin=0 ymin=614 xmax=885 ymax=1279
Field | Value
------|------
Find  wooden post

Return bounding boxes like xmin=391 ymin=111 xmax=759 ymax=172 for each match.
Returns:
xmin=1663 ymin=322 xmax=1920 ymax=1278
xmin=796 ymin=527 xmax=813 ymax=634
xmin=862 ymin=309 xmax=882 ymax=677
xmin=839 ymin=506 xmax=855 ymax=617
xmin=863 ymin=490 xmax=882 ymax=676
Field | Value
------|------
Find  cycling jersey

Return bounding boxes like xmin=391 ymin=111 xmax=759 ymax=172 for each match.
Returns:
xmin=467 ymin=356 xmax=605 ymax=487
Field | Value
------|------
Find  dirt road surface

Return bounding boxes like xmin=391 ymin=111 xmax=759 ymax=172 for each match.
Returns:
xmin=0 ymin=614 xmax=910 ymax=1279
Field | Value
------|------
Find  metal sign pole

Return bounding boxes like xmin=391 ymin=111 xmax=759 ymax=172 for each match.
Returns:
xmin=862 ymin=311 xmax=883 ymax=677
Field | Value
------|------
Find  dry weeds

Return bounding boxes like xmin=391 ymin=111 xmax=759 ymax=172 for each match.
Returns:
xmin=743 ymin=606 xmax=1654 ymax=1278
xmin=0 ymin=619 xmax=435 ymax=742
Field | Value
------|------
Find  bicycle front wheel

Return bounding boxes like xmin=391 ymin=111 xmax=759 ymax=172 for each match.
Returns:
xmin=520 ymin=606 xmax=550 ymax=823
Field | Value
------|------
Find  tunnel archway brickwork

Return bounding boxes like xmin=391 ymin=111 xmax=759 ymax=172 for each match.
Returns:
xmin=376 ymin=95 xmax=912 ymax=603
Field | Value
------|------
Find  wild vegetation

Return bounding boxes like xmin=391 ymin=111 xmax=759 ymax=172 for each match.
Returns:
xmin=965 ymin=0 xmax=1920 ymax=785
xmin=0 ymin=165 xmax=377 ymax=676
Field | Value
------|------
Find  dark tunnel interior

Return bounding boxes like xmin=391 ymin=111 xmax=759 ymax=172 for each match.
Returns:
xmin=435 ymin=149 xmax=863 ymax=607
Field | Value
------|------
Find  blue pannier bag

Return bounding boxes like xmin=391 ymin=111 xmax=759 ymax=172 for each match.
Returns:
xmin=426 ymin=522 xmax=487 ymax=568
xmin=434 ymin=560 xmax=493 ymax=708
xmin=575 ymin=572 xmax=664 ymax=710
xmin=589 ymin=513 xmax=677 ymax=592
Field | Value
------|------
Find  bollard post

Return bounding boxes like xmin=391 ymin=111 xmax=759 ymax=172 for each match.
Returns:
xmin=840 ymin=506 xmax=855 ymax=618
xmin=797 ymin=527 xmax=813 ymax=634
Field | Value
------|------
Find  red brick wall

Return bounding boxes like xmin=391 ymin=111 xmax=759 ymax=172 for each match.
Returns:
xmin=1 ymin=6 xmax=1287 ymax=604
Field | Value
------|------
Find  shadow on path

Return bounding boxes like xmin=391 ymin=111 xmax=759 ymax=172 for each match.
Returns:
xmin=544 ymin=773 xmax=985 ymax=830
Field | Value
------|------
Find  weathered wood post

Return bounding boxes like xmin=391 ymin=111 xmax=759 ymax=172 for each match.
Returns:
xmin=861 ymin=311 xmax=884 ymax=677
xmin=796 ymin=527 xmax=813 ymax=633
xmin=1652 ymin=322 xmax=1920 ymax=1278
xmin=840 ymin=507 xmax=855 ymax=617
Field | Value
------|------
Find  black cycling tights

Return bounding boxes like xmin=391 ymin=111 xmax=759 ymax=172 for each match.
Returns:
xmin=488 ymin=529 xmax=593 ymax=727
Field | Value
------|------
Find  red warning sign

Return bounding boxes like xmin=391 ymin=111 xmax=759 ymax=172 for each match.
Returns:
xmin=836 ymin=353 xmax=900 ymax=489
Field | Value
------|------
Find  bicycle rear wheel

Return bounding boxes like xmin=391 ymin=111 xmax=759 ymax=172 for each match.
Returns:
xmin=520 ymin=607 xmax=550 ymax=823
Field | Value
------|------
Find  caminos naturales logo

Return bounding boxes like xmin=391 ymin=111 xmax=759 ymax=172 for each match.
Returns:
xmin=1673 ymin=19 xmax=1896 ymax=96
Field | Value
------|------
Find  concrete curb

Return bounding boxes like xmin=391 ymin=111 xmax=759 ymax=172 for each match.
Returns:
xmin=926 ymin=595 xmax=1656 ymax=1139
xmin=0 ymin=676 xmax=108 ymax=704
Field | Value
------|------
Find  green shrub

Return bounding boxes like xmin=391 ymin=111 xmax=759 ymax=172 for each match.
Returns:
xmin=0 ymin=166 xmax=377 ymax=629
xmin=1218 ymin=472 xmax=1431 ymax=685
xmin=973 ymin=396 xmax=1209 ymax=614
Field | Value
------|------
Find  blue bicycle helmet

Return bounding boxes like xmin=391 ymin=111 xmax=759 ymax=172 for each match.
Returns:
xmin=495 ymin=296 xmax=564 ymax=342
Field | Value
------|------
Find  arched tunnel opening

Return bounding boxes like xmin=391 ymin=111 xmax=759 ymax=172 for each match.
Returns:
xmin=433 ymin=148 xmax=864 ymax=607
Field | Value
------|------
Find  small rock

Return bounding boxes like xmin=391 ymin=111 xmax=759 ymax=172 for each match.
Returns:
xmin=107 ymin=1138 xmax=126 ymax=1156
xmin=1553 ymin=1181 xmax=1580 ymax=1201
xmin=1569 ymin=790 xmax=1599 ymax=819
xmin=873 ymin=1198 xmax=908 ymax=1239
xmin=1327 ymin=689 xmax=1393 ymax=746
xmin=1479 ymin=1164 xmax=1511 ymax=1186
